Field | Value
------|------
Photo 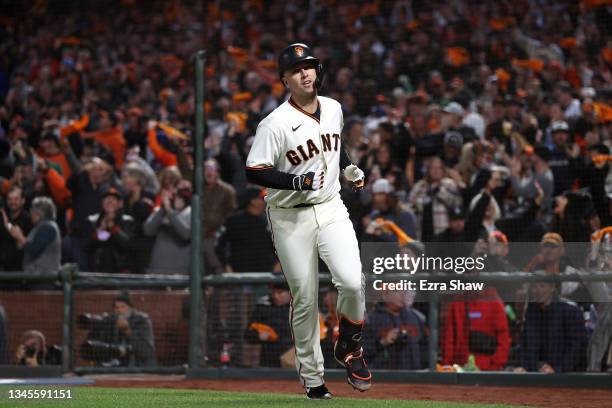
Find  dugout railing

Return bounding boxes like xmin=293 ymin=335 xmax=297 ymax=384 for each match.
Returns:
xmin=1 ymin=268 xmax=612 ymax=388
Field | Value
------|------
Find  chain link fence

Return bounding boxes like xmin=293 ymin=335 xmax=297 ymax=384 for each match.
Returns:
xmin=1 ymin=269 xmax=612 ymax=374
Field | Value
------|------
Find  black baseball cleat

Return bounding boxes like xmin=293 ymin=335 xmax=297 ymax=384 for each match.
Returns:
xmin=334 ymin=346 xmax=372 ymax=391
xmin=306 ymin=384 xmax=332 ymax=400
xmin=334 ymin=317 xmax=372 ymax=392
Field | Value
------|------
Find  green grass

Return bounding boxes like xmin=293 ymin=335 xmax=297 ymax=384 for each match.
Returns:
xmin=0 ymin=387 xmax=525 ymax=407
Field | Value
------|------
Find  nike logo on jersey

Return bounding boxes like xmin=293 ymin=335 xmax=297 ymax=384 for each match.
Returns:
xmin=292 ymin=124 xmax=302 ymax=132
xmin=285 ymin=133 xmax=340 ymax=165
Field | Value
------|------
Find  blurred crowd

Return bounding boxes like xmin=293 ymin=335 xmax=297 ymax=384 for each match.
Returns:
xmin=1 ymin=0 xmax=612 ymax=372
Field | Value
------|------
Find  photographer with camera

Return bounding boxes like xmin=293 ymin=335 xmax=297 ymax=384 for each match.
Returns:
xmin=364 ymin=291 xmax=427 ymax=369
xmin=14 ymin=330 xmax=61 ymax=366
xmin=79 ymin=291 xmax=156 ymax=367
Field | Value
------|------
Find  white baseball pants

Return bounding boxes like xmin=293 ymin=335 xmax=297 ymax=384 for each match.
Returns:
xmin=266 ymin=195 xmax=365 ymax=387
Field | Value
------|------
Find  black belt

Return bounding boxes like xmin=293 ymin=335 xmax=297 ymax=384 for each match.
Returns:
xmin=293 ymin=203 xmax=314 ymax=208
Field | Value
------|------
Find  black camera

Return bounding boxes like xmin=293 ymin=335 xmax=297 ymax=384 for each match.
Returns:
xmin=78 ymin=313 xmax=132 ymax=365
xmin=77 ymin=313 xmax=111 ymax=331
xmin=81 ymin=340 xmax=132 ymax=363
xmin=24 ymin=345 xmax=37 ymax=358
xmin=396 ymin=330 xmax=410 ymax=345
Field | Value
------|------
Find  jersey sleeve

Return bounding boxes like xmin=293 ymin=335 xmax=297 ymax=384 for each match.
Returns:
xmin=246 ymin=123 xmax=282 ymax=170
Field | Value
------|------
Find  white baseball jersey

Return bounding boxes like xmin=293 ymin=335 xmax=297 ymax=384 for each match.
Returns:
xmin=246 ymin=96 xmax=343 ymax=208
xmin=247 ymin=94 xmax=365 ymax=388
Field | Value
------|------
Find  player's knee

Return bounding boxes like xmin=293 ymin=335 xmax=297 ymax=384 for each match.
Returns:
xmin=292 ymin=297 xmax=317 ymax=312
xmin=337 ymin=280 xmax=363 ymax=297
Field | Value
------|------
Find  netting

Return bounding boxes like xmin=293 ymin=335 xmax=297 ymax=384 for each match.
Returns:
xmin=71 ymin=288 xmax=189 ymax=368
xmin=0 ymin=289 xmax=63 ymax=366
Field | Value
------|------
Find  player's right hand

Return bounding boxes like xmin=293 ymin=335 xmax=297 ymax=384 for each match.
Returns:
xmin=293 ymin=167 xmax=324 ymax=191
xmin=343 ymin=164 xmax=365 ymax=191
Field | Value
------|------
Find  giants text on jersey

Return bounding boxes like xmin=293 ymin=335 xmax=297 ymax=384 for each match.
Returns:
xmin=246 ymin=96 xmax=344 ymax=208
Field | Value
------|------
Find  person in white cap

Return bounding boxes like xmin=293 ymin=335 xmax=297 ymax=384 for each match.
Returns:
xmin=441 ymin=101 xmax=480 ymax=144
xmin=441 ymin=102 xmax=465 ymax=131
xmin=548 ymin=120 xmax=579 ymax=195
xmin=409 ymin=157 xmax=463 ymax=241
xmin=364 ymin=178 xmax=417 ymax=242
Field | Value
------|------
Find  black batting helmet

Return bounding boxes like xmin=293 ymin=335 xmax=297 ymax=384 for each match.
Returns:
xmin=278 ymin=43 xmax=323 ymax=88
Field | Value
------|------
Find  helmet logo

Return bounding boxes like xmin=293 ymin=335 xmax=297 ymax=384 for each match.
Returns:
xmin=294 ymin=46 xmax=304 ymax=57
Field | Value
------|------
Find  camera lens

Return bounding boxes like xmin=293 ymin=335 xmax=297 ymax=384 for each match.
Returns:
xmin=25 ymin=345 xmax=36 ymax=358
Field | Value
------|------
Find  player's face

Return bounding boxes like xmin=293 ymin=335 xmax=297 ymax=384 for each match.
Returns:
xmin=283 ymin=61 xmax=317 ymax=97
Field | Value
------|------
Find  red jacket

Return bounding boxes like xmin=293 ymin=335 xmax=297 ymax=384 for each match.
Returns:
xmin=441 ymin=287 xmax=510 ymax=370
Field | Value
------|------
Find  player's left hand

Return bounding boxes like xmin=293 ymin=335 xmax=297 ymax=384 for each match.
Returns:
xmin=344 ymin=164 xmax=365 ymax=191
xmin=294 ymin=165 xmax=325 ymax=191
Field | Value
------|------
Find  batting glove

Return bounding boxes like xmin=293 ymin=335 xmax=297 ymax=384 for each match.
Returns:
xmin=293 ymin=167 xmax=325 ymax=191
xmin=343 ymin=164 xmax=365 ymax=190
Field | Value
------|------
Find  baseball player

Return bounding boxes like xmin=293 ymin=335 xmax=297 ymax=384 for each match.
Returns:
xmin=245 ymin=43 xmax=371 ymax=399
